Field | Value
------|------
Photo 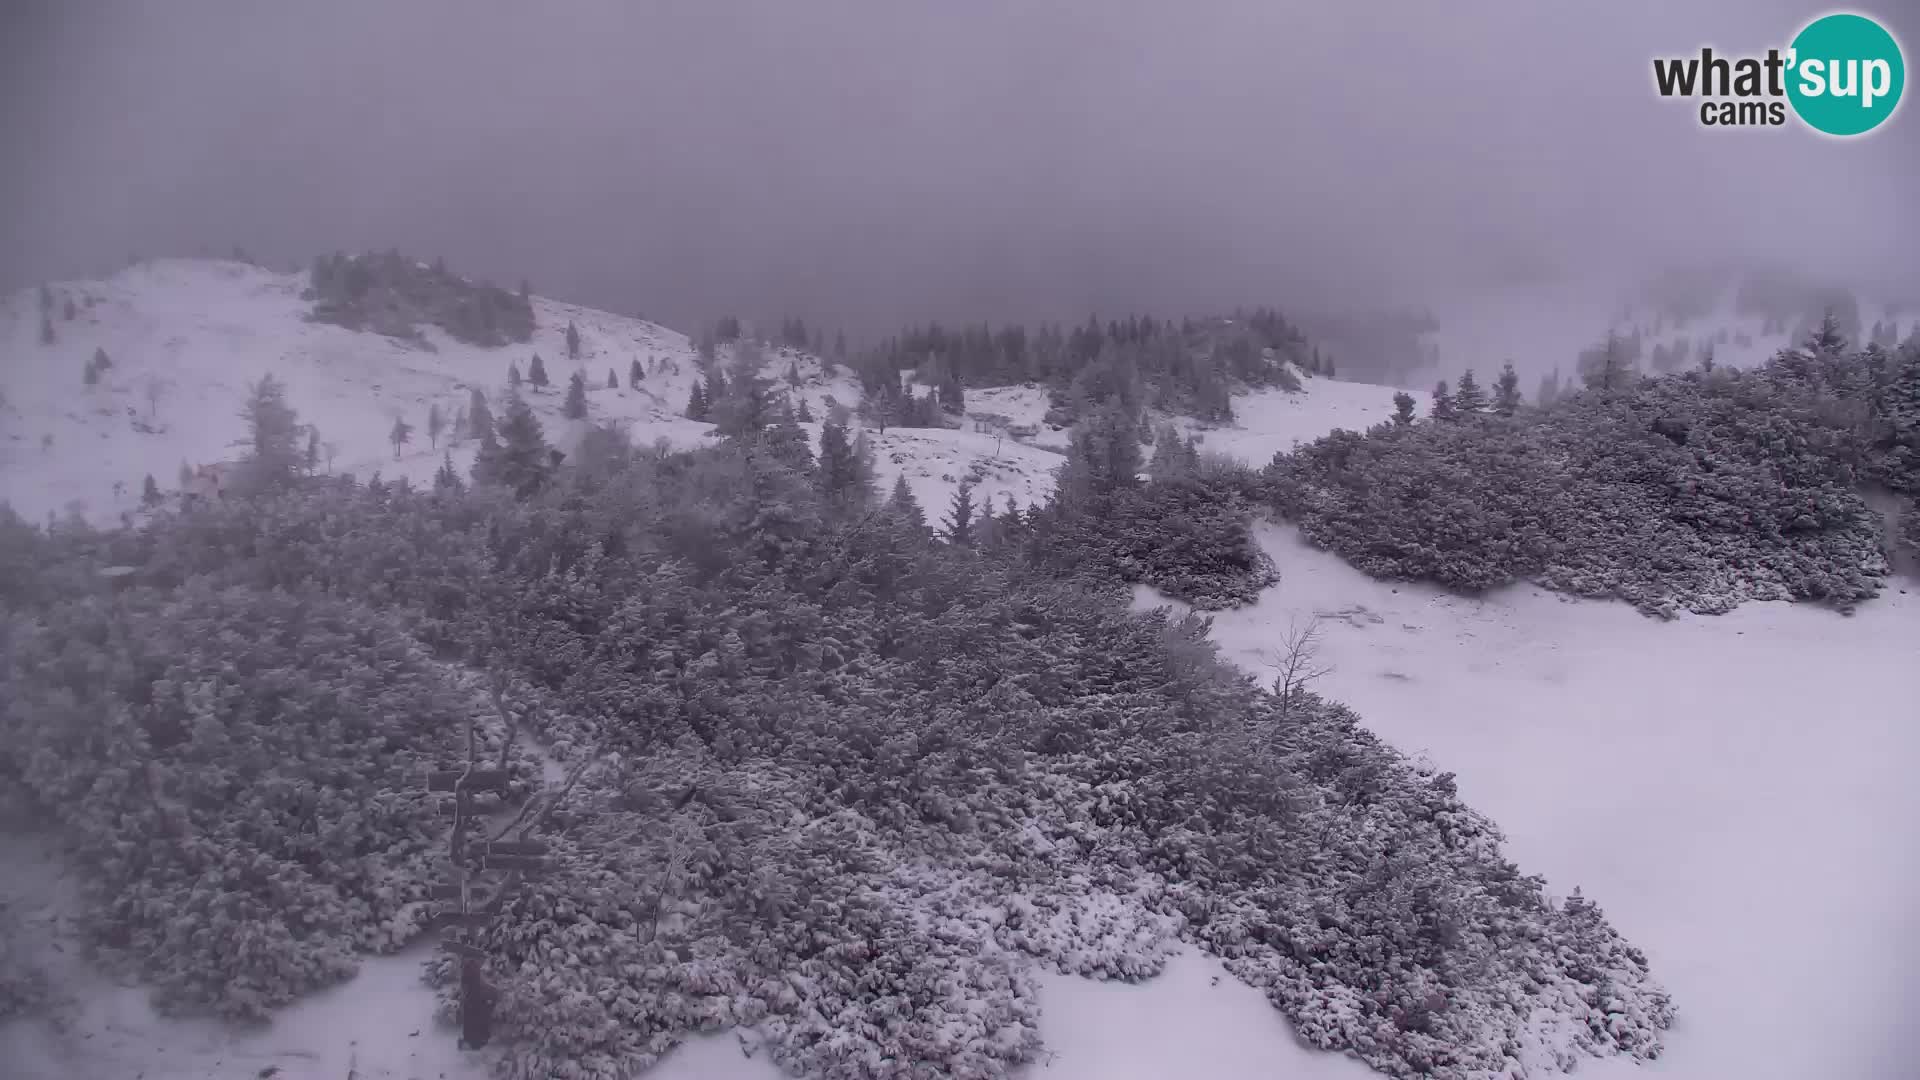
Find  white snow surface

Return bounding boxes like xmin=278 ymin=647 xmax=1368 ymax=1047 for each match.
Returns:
xmin=3 ymin=259 xmax=1915 ymax=1079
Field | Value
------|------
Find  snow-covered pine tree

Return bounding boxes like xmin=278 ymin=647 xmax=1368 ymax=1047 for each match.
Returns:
xmin=607 ymin=368 xmax=618 ymax=390
xmin=428 ymin=402 xmax=445 ymax=448
xmin=239 ymin=374 xmax=303 ymax=490
xmin=943 ymin=480 xmax=977 ymax=546
xmin=566 ymin=320 xmax=581 ymax=360
xmin=1453 ymin=369 xmax=1488 ymax=415
xmin=564 ymin=372 xmax=588 ymax=419
xmin=469 ymin=387 xmax=495 ymax=444
xmin=1392 ymin=391 xmax=1416 ymax=426
xmin=1431 ymin=380 xmax=1457 ymax=420
xmin=529 ymin=354 xmax=549 ymax=391
xmin=1493 ymin=362 xmax=1522 ymax=416
xmin=629 ymin=358 xmax=643 ymax=388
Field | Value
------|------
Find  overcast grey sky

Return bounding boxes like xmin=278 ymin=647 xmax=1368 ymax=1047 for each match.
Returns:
xmin=3 ymin=1 xmax=1915 ymax=335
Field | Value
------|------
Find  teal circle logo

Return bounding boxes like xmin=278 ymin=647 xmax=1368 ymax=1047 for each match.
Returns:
xmin=1787 ymin=13 xmax=1905 ymax=136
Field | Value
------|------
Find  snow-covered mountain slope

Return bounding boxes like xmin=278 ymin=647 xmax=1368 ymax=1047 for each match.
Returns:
xmin=1136 ymin=528 xmax=1920 ymax=1080
xmin=0 ymin=258 xmax=1409 ymax=528
xmin=0 ymin=258 xmax=866 ymax=523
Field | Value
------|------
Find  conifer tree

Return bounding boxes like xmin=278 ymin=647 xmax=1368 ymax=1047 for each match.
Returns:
xmin=427 ymin=402 xmax=445 ymax=447
xmin=766 ymin=405 xmax=815 ymax=471
xmin=1391 ymin=391 xmax=1416 ymax=426
xmin=685 ymin=380 xmax=710 ymax=421
xmin=797 ymin=397 xmax=815 ymax=422
xmin=434 ymin=450 xmax=463 ymax=493
xmin=305 ymin=426 xmax=321 ymax=472
xmin=93 ymin=346 xmax=112 ymax=372
xmin=566 ymin=320 xmax=581 ymax=360
xmin=240 ymin=374 xmax=303 ymax=490
xmin=1493 ymin=362 xmax=1523 ymax=416
xmin=484 ymin=391 xmax=552 ymax=497
xmin=1431 ymin=380 xmax=1457 ymax=420
xmin=1453 ymin=369 xmax=1488 ymax=415
xmin=629 ymin=358 xmax=643 ymax=388
xmin=607 ymin=368 xmax=618 ymax=390
xmin=84 ymin=355 xmax=101 ymax=386
xmin=469 ymin=387 xmax=495 ymax=445
xmin=943 ymin=480 xmax=977 ymax=546
xmin=390 ymin=414 xmax=413 ymax=458
xmin=887 ymin=474 xmax=927 ymax=534
xmin=508 ymin=360 xmax=522 ymax=389
xmin=40 ymin=313 xmax=55 ymax=345
xmin=529 ymin=354 xmax=549 ymax=391
xmin=141 ymin=473 xmax=161 ymax=507
xmin=564 ymin=371 xmax=588 ymax=419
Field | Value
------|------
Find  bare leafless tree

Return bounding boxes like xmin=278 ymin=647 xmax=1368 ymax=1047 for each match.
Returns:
xmin=143 ymin=374 xmax=167 ymax=419
xmin=1269 ymin=615 xmax=1333 ymax=719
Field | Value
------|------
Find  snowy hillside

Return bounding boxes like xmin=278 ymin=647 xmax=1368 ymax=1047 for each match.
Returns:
xmin=1 ymin=259 xmax=1407 ymax=529
xmin=0 ymin=259 xmax=862 ymax=523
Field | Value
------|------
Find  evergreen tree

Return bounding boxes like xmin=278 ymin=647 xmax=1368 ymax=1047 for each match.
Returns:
xmin=141 ymin=473 xmax=161 ymax=507
xmin=1431 ymin=380 xmax=1457 ymax=420
xmin=564 ymin=371 xmax=589 ymax=419
xmin=607 ymin=368 xmax=618 ymax=390
xmin=434 ymin=451 xmax=463 ymax=493
xmin=713 ymin=340 xmax=776 ymax=438
xmin=786 ymin=359 xmax=802 ymax=387
xmin=629 ymin=358 xmax=643 ymax=388
xmin=427 ymin=402 xmax=445 ymax=448
xmin=887 ymin=474 xmax=927 ymax=534
xmin=484 ymin=391 xmax=552 ymax=497
xmin=40 ymin=313 xmax=55 ymax=345
xmin=93 ymin=346 xmax=112 ymax=373
xmin=529 ymin=354 xmax=549 ymax=391
xmin=1058 ymin=399 xmax=1143 ymax=504
xmin=469 ymin=387 xmax=496 ymax=445
xmin=84 ymin=355 xmax=101 ymax=386
xmin=1453 ymin=369 xmax=1488 ymax=415
xmin=305 ymin=426 xmax=321 ymax=472
xmin=240 ymin=374 xmax=302 ymax=490
xmin=1578 ymin=331 xmax=1636 ymax=392
xmin=390 ymin=414 xmax=413 ymax=458
xmin=1492 ymin=362 xmax=1522 ymax=416
xmin=943 ymin=480 xmax=977 ymax=546
xmin=1391 ymin=391 xmax=1416 ymax=426
xmin=178 ymin=460 xmax=194 ymax=489
xmin=815 ymin=420 xmax=868 ymax=506
xmin=565 ymin=321 xmax=581 ymax=360
xmin=1535 ymin=369 xmax=1563 ymax=407
xmin=686 ymin=381 xmax=710 ymax=420
xmin=766 ymin=405 xmax=815 ymax=471
xmin=1804 ymin=308 xmax=1848 ymax=354
xmin=508 ymin=360 xmax=522 ymax=389
xmin=796 ymin=397 xmax=815 ymax=422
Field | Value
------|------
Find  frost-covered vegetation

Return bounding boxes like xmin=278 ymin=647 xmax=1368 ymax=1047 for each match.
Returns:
xmin=0 ymin=364 xmax=1670 ymax=1079
xmin=852 ymin=310 xmax=1312 ymax=431
xmin=306 ymin=251 xmax=536 ymax=347
xmin=1266 ymin=322 xmax=1920 ymax=616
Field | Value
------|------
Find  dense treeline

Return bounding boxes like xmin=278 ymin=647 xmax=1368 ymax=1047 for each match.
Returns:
xmin=306 ymin=251 xmax=536 ymax=347
xmin=850 ymin=309 xmax=1315 ymax=431
xmin=0 ymin=385 xmax=1671 ymax=1077
xmin=1268 ymin=318 xmax=1920 ymax=616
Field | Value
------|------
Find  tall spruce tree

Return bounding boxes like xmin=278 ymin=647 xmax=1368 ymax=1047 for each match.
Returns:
xmin=943 ymin=480 xmax=977 ymax=546
xmin=529 ymin=354 xmax=549 ymax=391
xmin=469 ymin=387 xmax=495 ymax=445
xmin=1453 ymin=369 xmax=1488 ymax=415
xmin=564 ymin=371 xmax=589 ymax=419
xmin=1493 ymin=363 xmax=1523 ymax=416
xmin=239 ymin=374 xmax=303 ymax=490
xmin=1391 ymin=391 xmax=1417 ymax=426
xmin=1431 ymin=380 xmax=1457 ymax=420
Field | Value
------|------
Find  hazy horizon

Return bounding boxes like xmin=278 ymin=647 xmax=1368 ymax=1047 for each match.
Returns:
xmin=4 ymin=1 xmax=1916 ymax=337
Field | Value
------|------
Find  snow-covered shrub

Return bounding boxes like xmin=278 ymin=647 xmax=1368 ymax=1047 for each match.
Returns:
xmin=0 ymin=581 xmax=529 ymax=1019
xmin=1 ymin=436 xmax=1674 ymax=1077
xmin=1266 ymin=349 xmax=1913 ymax=615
